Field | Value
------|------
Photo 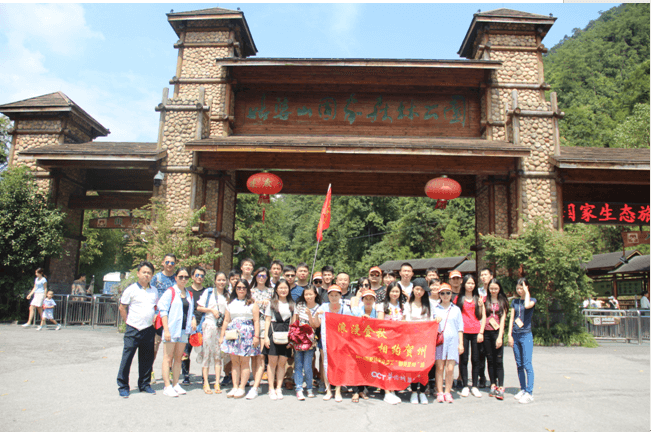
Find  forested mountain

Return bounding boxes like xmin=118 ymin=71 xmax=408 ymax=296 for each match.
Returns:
xmin=544 ymin=3 xmax=650 ymax=148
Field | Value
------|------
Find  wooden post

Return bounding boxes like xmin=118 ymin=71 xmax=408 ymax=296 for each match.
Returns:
xmin=213 ymin=176 xmax=226 ymax=271
xmin=556 ymin=179 xmax=564 ymax=232
xmin=173 ymin=31 xmax=186 ymax=98
xmin=550 ymin=92 xmax=561 ymax=157
xmin=511 ymin=90 xmax=520 ymax=146
xmin=196 ymin=87 xmax=205 ymax=140
xmin=157 ymin=88 xmax=169 ymax=150
xmin=489 ymin=181 xmax=495 ymax=234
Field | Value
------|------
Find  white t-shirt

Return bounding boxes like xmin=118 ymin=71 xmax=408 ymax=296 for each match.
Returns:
xmin=34 ymin=277 xmax=47 ymax=294
xmin=227 ymin=299 xmax=255 ymax=320
xmin=376 ymin=302 xmax=404 ymax=321
xmin=197 ymin=289 xmax=228 ymax=325
xmin=640 ymin=296 xmax=650 ymax=309
xmin=294 ymin=303 xmax=320 ymax=325
xmin=265 ymin=301 xmax=293 ymax=322
xmin=404 ymin=302 xmax=430 ymax=322
xmin=399 ymin=281 xmax=413 ymax=297
xmin=120 ymin=283 xmax=158 ymax=330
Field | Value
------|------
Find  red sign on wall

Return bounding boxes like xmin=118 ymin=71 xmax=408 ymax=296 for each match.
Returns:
xmin=563 ymin=202 xmax=650 ymax=225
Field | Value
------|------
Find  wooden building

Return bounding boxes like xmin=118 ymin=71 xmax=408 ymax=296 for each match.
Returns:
xmin=1 ymin=7 xmax=649 ymax=283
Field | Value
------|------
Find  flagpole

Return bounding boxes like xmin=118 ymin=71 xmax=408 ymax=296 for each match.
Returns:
xmin=310 ymin=240 xmax=320 ymax=280
xmin=311 ymin=184 xmax=332 ymax=281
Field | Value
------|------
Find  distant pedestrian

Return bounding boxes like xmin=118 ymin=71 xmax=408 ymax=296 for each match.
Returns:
xmin=116 ymin=261 xmax=158 ymax=398
xmin=508 ymin=277 xmax=536 ymax=404
xmin=23 ymin=268 xmax=46 ymax=328
xmin=38 ymin=291 xmax=61 ymax=331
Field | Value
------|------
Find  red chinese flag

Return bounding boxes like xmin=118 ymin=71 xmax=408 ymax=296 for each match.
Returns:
xmin=322 ymin=313 xmax=438 ymax=391
xmin=316 ymin=184 xmax=332 ymax=242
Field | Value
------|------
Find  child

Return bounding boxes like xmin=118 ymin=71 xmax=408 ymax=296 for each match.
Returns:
xmin=349 ymin=289 xmax=377 ymax=403
xmin=39 ymin=291 xmax=61 ymax=331
xmin=432 ymin=283 xmax=464 ymax=403
xmin=508 ymin=277 xmax=536 ymax=404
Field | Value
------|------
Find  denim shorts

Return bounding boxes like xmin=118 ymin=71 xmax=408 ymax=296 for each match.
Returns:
xmin=163 ymin=333 xmax=188 ymax=344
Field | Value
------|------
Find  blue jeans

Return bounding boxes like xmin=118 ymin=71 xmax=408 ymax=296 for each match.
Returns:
xmin=512 ymin=332 xmax=534 ymax=394
xmin=294 ymin=349 xmax=314 ymax=390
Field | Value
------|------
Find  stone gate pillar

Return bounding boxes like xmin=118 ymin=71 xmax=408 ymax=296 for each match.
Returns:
xmin=0 ymin=93 xmax=110 ymax=284
xmin=158 ymin=8 xmax=257 ymax=272
xmin=460 ymin=10 xmax=562 ymax=271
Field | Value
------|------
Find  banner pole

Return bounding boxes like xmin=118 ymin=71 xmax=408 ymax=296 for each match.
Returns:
xmin=310 ymin=240 xmax=320 ymax=280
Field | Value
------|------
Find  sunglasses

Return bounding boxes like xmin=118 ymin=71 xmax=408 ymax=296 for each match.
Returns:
xmin=362 ymin=284 xmax=370 ymax=288
xmin=165 ymin=261 xmax=176 ymax=266
xmin=194 ymin=274 xmax=205 ymax=279
xmin=439 ymin=291 xmax=452 ymax=296
xmin=177 ymin=275 xmax=190 ymax=280
xmin=236 ymin=286 xmax=247 ymax=291
xmin=284 ymin=274 xmax=296 ymax=278
xmin=256 ymin=274 xmax=268 ymax=279
xmin=313 ymin=280 xmax=323 ymax=284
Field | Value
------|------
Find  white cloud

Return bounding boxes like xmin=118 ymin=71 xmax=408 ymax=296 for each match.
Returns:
xmin=2 ymin=4 xmax=104 ymax=56
xmin=0 ymin=4 xmax=159 ymax=142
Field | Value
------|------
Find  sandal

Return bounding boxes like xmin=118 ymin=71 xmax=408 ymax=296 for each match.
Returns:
xmin=335 ymin=393 xmax=343 ymax=403
xmin=360 ymin=391 xmax=369 ymax=400
xmin=323 ymin=392 xmax=332 ymax=401
xmin=213 ymin=383 xmax=222 ymax=394
xmin=203 ymin=383 xmax=213 ymax=394
xmin=352 ymin=394 xmax=359 ymax=403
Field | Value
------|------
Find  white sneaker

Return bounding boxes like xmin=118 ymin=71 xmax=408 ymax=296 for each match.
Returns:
xmin=21 ymin=323 xmax=31 ymax=327
xmin=384 ymin=392 xmax=401 ymax=405
xmin=163 ymin=386 xmax=178 ymax=397
xmin=419 ymin=393 xmax=428 ymax=405
xmin=233 ymin=388 xmax=246 ymax=399
xmin=269 ymin=389 xmax=277 ymax=400
xmin=514 ymin=390 xmax=526 ymax=400
xmin=460 ymin=387 xmax=470 ymax=397
xmin=55 ymin=325 xmax=61 ymax=330
xmin=410 ymin=392 xmax=419 ymax=404
xmin=246 ymin=388 xmax=258 ymax=400
xmin=173 ymin=384 xmax=187 ymax=395
xmin=471 ymin=387 xmax=482 ymax=398
xmin=296 ymin=390 xmax=305 ymax=401
xmin=519 ymin=393 xmax=534 ymax=404
xmin=227 ymin=388 xmax=237 ymax=398
xmin=36 ymin=326 xmax=42 ymax=331
xmin=276 ymin=389 xmax=283 ymax=400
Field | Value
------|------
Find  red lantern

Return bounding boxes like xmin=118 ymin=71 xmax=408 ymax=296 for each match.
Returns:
xmin=425 ymin=176 xmax=461 ymax=210
xmin=246 ymin=172 xmax=283 ymax=221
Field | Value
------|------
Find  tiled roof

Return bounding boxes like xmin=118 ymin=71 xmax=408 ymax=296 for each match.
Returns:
xmin=20 ymin=142 xmax=161 ymax=157
xmin=583 ymin=250 xmax=640 ymax=271
xmin=476 ymin=8 xmax=555 ymax=20
xmin=454 ymin=259 xmax=476 ymax=273
xmin=609 ymin=255 xmax=650 ymax=274
xmin=379 ymin=256 xmax=469 ymax=273
xmin=553 ymin=146 xmax=650 ymax=165
xmin=167 ymin=7 xmax=240 ymax=16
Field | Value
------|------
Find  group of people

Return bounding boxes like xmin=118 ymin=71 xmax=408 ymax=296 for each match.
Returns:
xmin=115 ymin=255 xmax=537 ymax=405
xmin=22 ymin=268 xmax=61 ymax=331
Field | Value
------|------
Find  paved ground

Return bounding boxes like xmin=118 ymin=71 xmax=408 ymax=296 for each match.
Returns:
xmin=1 ymin=324 xmax=648 ymax=432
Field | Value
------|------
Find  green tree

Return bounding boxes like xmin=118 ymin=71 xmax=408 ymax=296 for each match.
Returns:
xmin=0 ymin=167 xmax=67 ymax=319
xmin=125 ymin=199 xmax=222 ymax=271
xmin=482 ymin=219 xmax=594 ymax=332
xmin=612 ymin=103 xmax=650 ymax=148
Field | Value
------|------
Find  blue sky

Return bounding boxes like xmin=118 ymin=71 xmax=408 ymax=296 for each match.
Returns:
xmin=0 ymin=3 xmax=619 ymax=142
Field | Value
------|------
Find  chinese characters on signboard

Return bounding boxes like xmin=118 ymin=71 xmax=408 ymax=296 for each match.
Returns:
xmin=563 ymin=202 xmax=649 ymax=225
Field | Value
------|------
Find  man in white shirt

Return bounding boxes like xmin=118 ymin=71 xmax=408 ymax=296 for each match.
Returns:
xmin=398 ymin=262 xmax=414 ymax=297
xmin=479 ymin=268 xmax=492 ymax=298
xmin=240 ymin=258 xmax=255 ymax=286
xmin=117 ymin=261 xmax=158 ymax=398
xmin=640 ymin=291 xmax=650 ymax=309
xmin=269 ymin=260 xmax=284 ymax=288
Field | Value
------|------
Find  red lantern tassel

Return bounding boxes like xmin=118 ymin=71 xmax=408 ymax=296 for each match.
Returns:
xmin=435 ymin=199 xmax=448 ymax=210
xmin=262 ymin=207 xmax=266 ymax=223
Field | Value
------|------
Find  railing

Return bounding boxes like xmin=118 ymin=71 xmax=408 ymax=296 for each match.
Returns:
xmin=582 ymin=308 xmax=650 ymax=344
xmin=50 ymin=294 xmax=120 ymax=328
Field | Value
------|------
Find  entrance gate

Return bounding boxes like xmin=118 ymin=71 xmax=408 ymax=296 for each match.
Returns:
xmin=2 ymin=7 xmax=649 ymax=282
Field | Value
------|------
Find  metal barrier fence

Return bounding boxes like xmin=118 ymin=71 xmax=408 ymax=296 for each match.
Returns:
xmin=48 ymin=294 xmax=120 ymax=328
xmin=582 ymin=309 xmax=650 ymax=344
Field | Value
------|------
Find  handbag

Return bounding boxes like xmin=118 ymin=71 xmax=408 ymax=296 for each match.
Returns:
xmin=189 ymin=332 xmax=203 ymax=347
xmin=154 ymin=287 xmax=175 ymax=330
xmin=224 ymin=329 xmax=238 ymax=340
xmin=436 ymin=306 xmax=453 ymax=347
xmin=270 ymin=308 xmax=290 ymax=345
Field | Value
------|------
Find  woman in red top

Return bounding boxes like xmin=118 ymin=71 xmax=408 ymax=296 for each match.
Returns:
xmin=455 ymin=274 xmax=485 ymax=398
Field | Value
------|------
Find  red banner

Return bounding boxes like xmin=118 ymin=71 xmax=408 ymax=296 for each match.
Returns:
xmin=322 ymin=313 xmax=438 ymax=391
xmin=316 ymin=184 xmax=332 ymax=242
